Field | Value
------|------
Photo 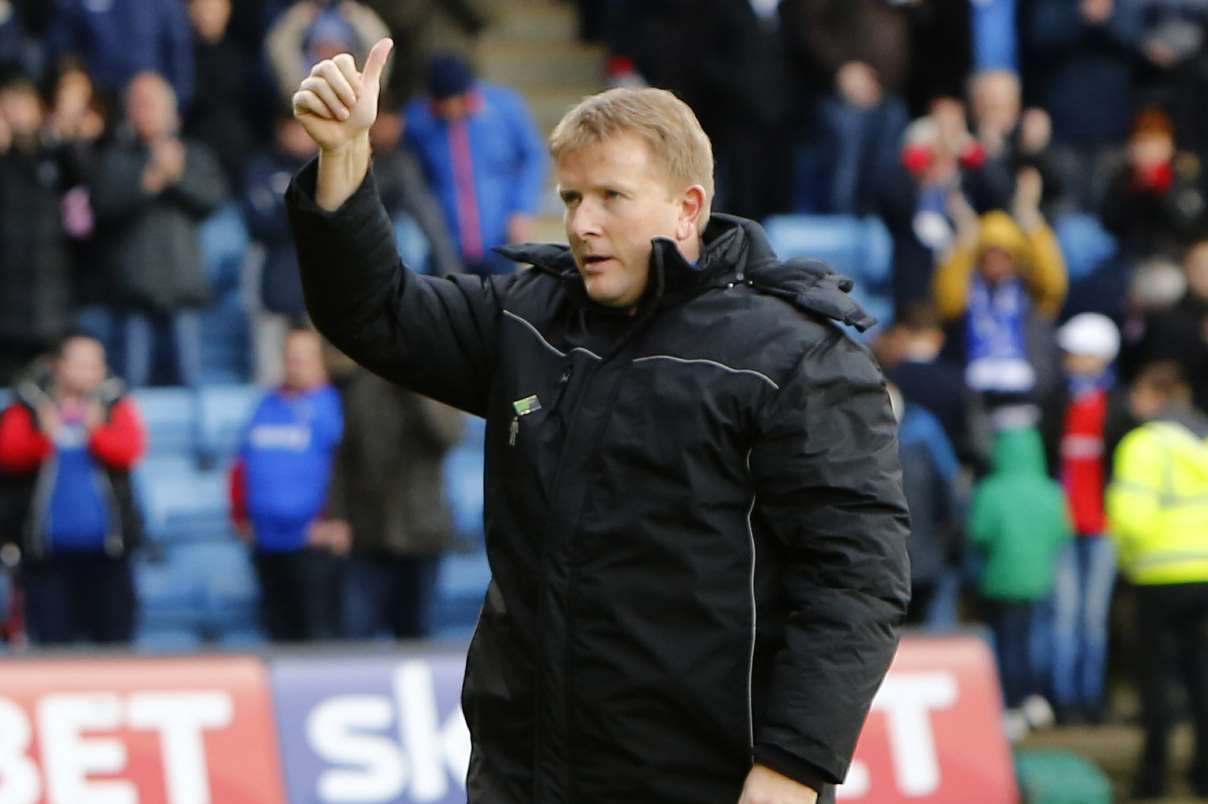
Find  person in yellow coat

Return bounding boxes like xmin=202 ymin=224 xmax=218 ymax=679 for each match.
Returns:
xmin=933 ymin=169 xmax=1067 ymax=400
xmin=1107 ymin=360 xmax=1208 ymax=800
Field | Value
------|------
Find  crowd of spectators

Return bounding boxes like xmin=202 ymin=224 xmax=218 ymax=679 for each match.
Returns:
xmin=3 ymin=0 xmax=1208 ymax=795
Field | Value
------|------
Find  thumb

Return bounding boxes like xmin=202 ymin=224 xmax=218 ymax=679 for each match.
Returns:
xmin=362 ymin=37 xmax=394 ymax=87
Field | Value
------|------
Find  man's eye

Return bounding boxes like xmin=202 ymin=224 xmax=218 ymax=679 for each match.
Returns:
xmin=603 ymin=190 xmax=620 ymax=200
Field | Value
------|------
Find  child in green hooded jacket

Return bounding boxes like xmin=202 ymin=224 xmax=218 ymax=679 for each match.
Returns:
xmin=970 ymin=426 xmax=1073 ymax=711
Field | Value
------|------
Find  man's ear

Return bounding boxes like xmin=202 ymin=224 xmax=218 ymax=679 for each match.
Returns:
xmin=676 ymin=184 xmax=707 ymax=242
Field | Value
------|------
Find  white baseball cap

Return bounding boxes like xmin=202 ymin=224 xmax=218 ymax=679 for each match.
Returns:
xmin=1056 ymin=313 xmax=1121 ymax=361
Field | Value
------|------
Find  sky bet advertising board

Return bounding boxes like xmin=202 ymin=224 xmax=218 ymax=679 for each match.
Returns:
xmin=0 ymin=637 xmax=1015 ymax=803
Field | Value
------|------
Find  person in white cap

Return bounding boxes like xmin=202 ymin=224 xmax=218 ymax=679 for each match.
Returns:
xmin=1050 ymin=312 xmax=1121 ymax=724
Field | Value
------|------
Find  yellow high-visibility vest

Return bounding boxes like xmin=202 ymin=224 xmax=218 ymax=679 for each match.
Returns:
xmin=1107 ymin=420 xmax=1208 ymax=585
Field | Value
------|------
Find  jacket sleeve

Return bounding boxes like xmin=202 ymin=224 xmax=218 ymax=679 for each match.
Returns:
xmin=229 ymin=458 xmax=249 ymax=526
xmin=748 ymin=331 xmax=911 ymax=787
xmin=932 ymin=242 xmax=977 ymax=322
xmin=285 ymin=158 xmax=508 ymax=416
xmin=0 ymin=405 xmax=52 ymax=472
xmin=88 ymin=398 xmax=146 ymax=470
xmin=1022 ymin=222 xmax=1067 ymax=319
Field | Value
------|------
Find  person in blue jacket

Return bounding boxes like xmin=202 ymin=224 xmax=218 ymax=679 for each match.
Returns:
xmin=230 ymin=327 xmax=345 ymax=641
xmin=403 ymin=51 xmax=547 ymax=277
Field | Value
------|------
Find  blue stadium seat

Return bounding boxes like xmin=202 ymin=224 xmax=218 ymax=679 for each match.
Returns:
xmin=195 ymin=540 xmax=259 ymax=633
xmin=199 ymin=291 xmax=252 ymax=385
xmin=761 ymin=214 xmax=894 ymax=290
xmin=444 ymin=416 xmax=486 ymax=543
xmin=198 ymin=384 xmax=261 ymax=463
xmin=134 ymin=548 xmax=208 ymax=632
xmin=1054 ymin=213 xmax=1117 ymax=283
xmin=430 ymin=548 xmax=491 ymax=639
xmin=131 ymin=387 xmax=198 ymax=458
xmin=200 ymin=203 xmax=251 ymax=294
xmin=136 ymin=626 xmax=206 ymax=652
xmin=0 ymin=388 xmax=11 ymax=411
xmin=135 ymin=460 xmax=232 ymax=544
xmin=761 ymin=214 xmax=895 ymax=332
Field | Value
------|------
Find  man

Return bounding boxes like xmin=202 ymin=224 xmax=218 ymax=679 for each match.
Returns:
xmin=90 ymin=71 xmax=227 ymax=387
xmin=1107 ymin=361 xmax=1208 ymax=799
xmin=325 ymin=362 xmax=464 ymax=640
xmin=230 ymin=328 xmax=346 ymax=641
xmin=0 ymin=332 xmax=146 ymax=645
xmin=287 ymin=39 xmax=909 ymax=803
xmin=403 ymin=51 xmax=547 ymax=276
xmin=0 ymin=70 xmax=77 ymax=384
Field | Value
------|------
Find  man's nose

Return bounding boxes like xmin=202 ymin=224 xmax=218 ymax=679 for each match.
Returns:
xmin=567 ymin=200 xmax=602 ymax=239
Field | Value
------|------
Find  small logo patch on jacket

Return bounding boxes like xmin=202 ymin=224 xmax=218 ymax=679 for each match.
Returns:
xmin=513 ymin=395 xmax=542 ymax=416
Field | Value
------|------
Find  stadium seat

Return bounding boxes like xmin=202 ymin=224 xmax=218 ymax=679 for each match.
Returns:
xmin=197 ymin=384 xmax=261 ymax=463
xmin=134 ymin=548 xmax=208 ymax=633
xmin=430 ymin=548 xmax=491 ymax=639
xmin=200 ymin=203 xmax=251 ymax=294
xmin=1054 ymin=213 xmax=1117 ymax=283
xmin=131 ymin=386 xmax=198 ymax=458
xmin=761 ymin=214 xmax=895 ymax=332
xmin=444 ymin=416 xmax=486 ymax=543
xmin=135 ymin=461 xmax=232 ymax=544
xmin=761 ymin=214 xmax=894 ymax=290
xmin=0 ymin=568 xmax=9 ymax=624
xmin=199 ymin=291 xmax=252 ymax=385
xmin=195 ymin=540 xmax=259 ymax=632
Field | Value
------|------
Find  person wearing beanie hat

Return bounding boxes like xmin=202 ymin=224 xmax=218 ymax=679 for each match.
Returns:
xmin=933 ymin=169 xmax=1067 ymax=399
xmin=1049 ymin=312 xmax=1120 ymax=725
xmin=402 ymin=50 xmax=547 ymax=277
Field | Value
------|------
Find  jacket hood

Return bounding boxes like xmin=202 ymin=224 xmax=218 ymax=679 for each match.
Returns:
xmin=496 ymin=213 xmax=876 ymax=332
xmin=990 ymin=427 xmax=1048 ymax=477
xmin=12 ymin=357 xmax=125 ymax=409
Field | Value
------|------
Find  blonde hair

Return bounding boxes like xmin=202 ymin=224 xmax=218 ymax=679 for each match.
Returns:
xmin=549 ymin=87 xmax=714 ymax=229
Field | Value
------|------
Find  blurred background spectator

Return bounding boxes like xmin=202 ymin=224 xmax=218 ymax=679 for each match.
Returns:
xmin=230 ymin=328 xmax=344 ymax=641
xmin=0 ymin=332 xmax=145 ymax=645
xmin=326 ymin=356 xmax=464 ymax=640
xmin=404 ymin=51 xmax=546 ymax=276
xmin=91 ymin=71 xmax=226 ymax=387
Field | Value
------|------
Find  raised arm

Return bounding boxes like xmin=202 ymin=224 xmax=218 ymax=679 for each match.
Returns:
xmin=286 ymin=38 xmax=504 ymax=415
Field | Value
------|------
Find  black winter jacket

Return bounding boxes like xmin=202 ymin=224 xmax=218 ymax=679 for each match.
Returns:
xmin=286 ymin=161 xmax=910 ymax=803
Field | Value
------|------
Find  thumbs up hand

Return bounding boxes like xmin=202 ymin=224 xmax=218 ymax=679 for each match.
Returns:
xmin=293 ymin=37 xmax=394 ymax=153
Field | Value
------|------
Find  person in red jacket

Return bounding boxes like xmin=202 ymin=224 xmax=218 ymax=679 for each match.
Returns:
xmin=0 ymin=331 xmax=146 ymax=645
xmin=1051 ymin=312 xmax=1121 ymax=723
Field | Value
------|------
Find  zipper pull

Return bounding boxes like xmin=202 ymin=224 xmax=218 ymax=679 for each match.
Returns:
xmin=551 ymin=366 xmax=573 ymax=411
xmin=508 ymin=415 xmax=519 ymax=447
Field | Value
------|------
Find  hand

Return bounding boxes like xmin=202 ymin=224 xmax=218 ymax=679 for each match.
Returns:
xmin=836 ymin=61 xmax=882 ymax=109
xmin=1018 ymin=108 xmax=1051 ymax=155
xmin=738 ymin=765 xmax=818 ymax=804
xmin=1012 ymin=166 xmax=1045 ymax=230
xmin=293 ymin=37 xmax=394 ymax=153
xmin=151 ymin=138 xmax=185 ymax=182
xmin=1145 ymin=39 xmax=1181 ymax=69
xmin=507 ymin=213 xmax=534 ymax=244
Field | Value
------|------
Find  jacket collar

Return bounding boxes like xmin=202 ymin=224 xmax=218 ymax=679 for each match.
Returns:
xmin=495 ymin=214 xmax=876 ymax=331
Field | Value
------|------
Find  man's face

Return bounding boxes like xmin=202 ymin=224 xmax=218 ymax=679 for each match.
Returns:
xmin=126 ymin=73 xmax=176 ymax=141
xmin=979 ymin=246 xmax=1017 ymax=284
xmin=188 ymin=0 xmax=230 ymax=43
xmin=1185 ymin=242 xmax=1208 ymax=301
xmin=0 ymin=85 xmax=43 ymax=139
xmin=55 ymin=338 xmax=106 ymax=396
xmin=282 ymin=332 xmax=327 ymax=391
xmin=557 ymin=131 xmax=695 ymax=308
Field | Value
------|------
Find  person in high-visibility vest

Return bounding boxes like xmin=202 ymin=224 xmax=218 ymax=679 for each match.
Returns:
xmin=1107 ymin=360 xmax=1208 ymax=800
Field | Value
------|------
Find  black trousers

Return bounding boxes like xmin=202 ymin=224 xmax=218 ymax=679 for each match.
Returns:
xmin=1135 ymin=582 xmax=1208 ymax=792
xmin=22 ymin=552 xmax=136 ymax=645
xmin=253 ymin=548 xmax=344 ymax=642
